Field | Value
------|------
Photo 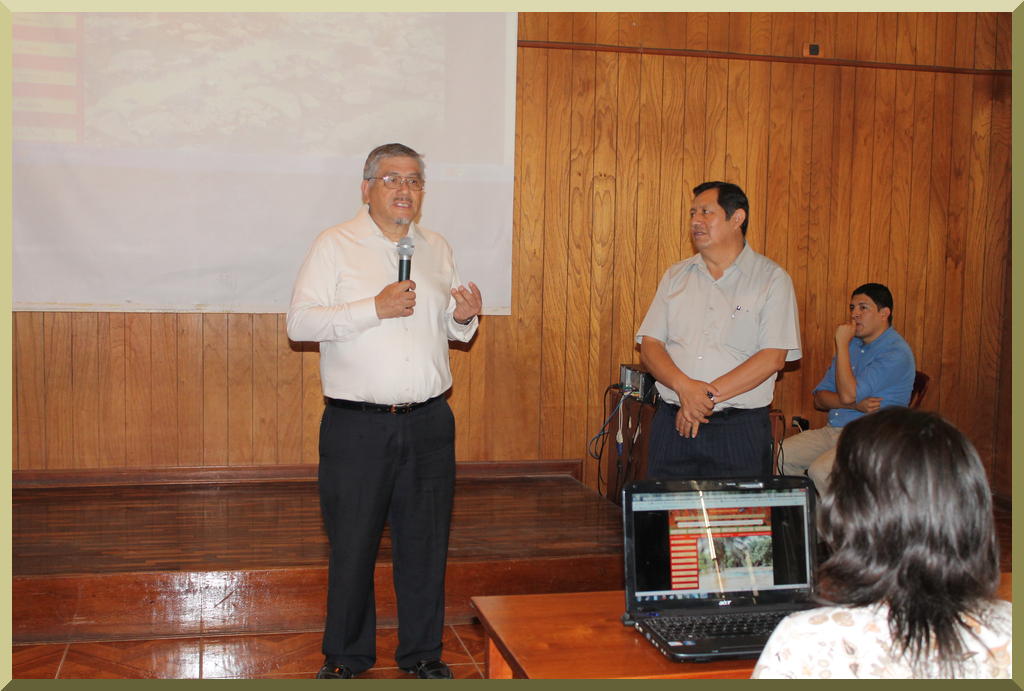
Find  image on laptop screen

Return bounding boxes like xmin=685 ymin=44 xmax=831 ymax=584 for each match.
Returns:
xmin=629 ymin=486 xmax=812 ymax=604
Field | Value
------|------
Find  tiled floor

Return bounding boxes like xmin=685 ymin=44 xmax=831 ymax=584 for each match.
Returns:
xmin=12 ymin=623 xmax=487 ymax=679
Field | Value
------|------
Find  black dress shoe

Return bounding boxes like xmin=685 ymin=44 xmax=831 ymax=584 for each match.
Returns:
xmin=316 ymin=663 xmax=356 ymax=679
xmin=401 ymin=659 xmax=453 ymax=679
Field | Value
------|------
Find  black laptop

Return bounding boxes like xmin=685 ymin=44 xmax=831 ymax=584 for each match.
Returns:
xmin=622 ymin=476 xmax=818 ymax=662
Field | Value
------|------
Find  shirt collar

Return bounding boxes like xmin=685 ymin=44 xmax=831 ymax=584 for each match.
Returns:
xmin=857 ymin=326 xmax=895 ymax=350
xmin=687 ymin=242 xmax=753 ymax=278
xmin=354 ymin=204 xmax=420 ymax=245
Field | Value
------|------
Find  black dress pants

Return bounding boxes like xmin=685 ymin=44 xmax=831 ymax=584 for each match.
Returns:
xmin=647 ymin=402 xmax=772 ymax=479
xmin=317 ymin=396 xmax=455 ymax=673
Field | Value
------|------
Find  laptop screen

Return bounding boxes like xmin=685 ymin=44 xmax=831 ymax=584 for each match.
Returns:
xmin=624 ymin=478 xmax=815 ymax=610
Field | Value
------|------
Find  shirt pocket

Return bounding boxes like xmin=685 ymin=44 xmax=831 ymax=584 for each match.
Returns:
xmin=723 ymin=305 xmax=758 ymax=355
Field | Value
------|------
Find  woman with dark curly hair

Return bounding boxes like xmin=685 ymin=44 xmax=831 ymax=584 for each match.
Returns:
xmin=753 ymin=407 xmax=1011 ymax=678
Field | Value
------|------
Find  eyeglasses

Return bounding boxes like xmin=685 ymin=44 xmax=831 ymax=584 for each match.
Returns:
xmin=365 ymin=175 xmax=425 ymax=191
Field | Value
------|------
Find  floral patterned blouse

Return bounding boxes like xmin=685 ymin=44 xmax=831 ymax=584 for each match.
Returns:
xmin=751 ymin=600 xmax=1012 ymax=679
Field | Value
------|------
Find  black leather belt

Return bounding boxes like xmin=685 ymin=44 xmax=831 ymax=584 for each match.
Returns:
xmin=326 ymin=395 xmax=440 ymax=414
xmin=660 ymin=402 xmax=768 ymax=419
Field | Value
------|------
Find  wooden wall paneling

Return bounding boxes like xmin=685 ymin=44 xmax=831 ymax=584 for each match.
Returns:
xmin=462 ymin=324 xmax=489 ymax=461
xmin=563 ymin=32 xmax=596 ymax=466
xmin=703 ymin=57 xmax=728 ymax=181
xmin=744 ymin=14 xmax=771 ymax=257
xmin=933 ymin=13 xmax=957 ymax=67
xmin=634 ymin=53 xmax=665 ymax=332
xmin=227 ymin=314 xmax=254 ymax=465
xmin=149 ymin=313 xmax=179 ymax=466
xmin=922 ymin=73 xmax=954 ymax=411
xmin=617 ymin=12 xmax=641 ymax=49
xmin=723 ymin=57 xmax=750 ymax=201
xmin=868 ymin=68 xmax=897 ymax=286
xmin=888 ymin=68 xmax=916 ymax=343
xmin=845 ymin=67 xmax=876 ymax=290
xmin=637 ymin=12 xmax=671 ymax=51
xmin=894 ymin=13 xmax=918 ymax=66
xmin=43 ymin=313 xmax=74 ymax=469
xmin=519 ymin=12 xmax=546 ymax=42
xmin=875 ymin=13 xmax=897 ymax=64
xmin=855 ymin=13 xmax=878 ymax=62
xmin=791 ymin=13 xmax=815 ymax=60
xmin=762 ymin=57 xmax=793 ymax=416
xmin=977 ymin=75 xmax=1011 ymax=475
xmin=202 ymin=314 xmax=229 ymax=465
xmin=993 ymin=273 xmax=1010 ymax=494
xmin=832 ymin=13 xmax=859 ymax=63
xmin=176 ymin=314 xmax=203 ymax=466
xmin=993 ymin=13 xmax=1010 ymax=72
xmin=786 ymin=63 xmax=813 ymax=418
xmin=252 ymin=313 xmax=278 ymax=465
xmin=958 ymin=74 xmax=994 ymax=463
xmin=538 ymin=47 xmax=572 ymax=461
xmin=500 ymin=44 xmax=547 ymax=462
xmin=612 ymin=52 xmax=640 ymax=371
xmin=276 ymin=315 xmax=303 ymax=465
xmin=973 ymin=13 xmax=996 ymax=70
xmin=707 ymin=13 xmax=730 ymax=53
xmin=728 ymin=13 xmax=751 ymax=54
xmin=937 ymin=73 xmax=974 ymax=428
xmin=71 ymin=313 xmax=100 ymax=468
xmin=903 ymin=71 xmax=936 ymax=382
xmin=662 ymin=13 xmax=687 ymax=51
xmin=915 ymin=14 xmax=938 ymax=67
xmin=594 ymin=12 xmax=619 ymax=47
xmin=953 ymin=13 xmax=977 ymax=70
xmin=749 ymin=13 xmax=773 ymax=57
xmin=685 ymin=12 xmax=708 ymax=51
xmin=818 ymin=66 xmax=856 ymax=426
xmin=547 ymin=13 xmax=573 ymax=43
xmin=589 ymin=45 xmax=619 ymax=455
xmin=299 ymin=343 xmax=321 ymax=465
xmin=124 ymin=314 xmax=152 ymax=467
xmin=681 ymin=56 xmax=707 ymax=238
xmin=97 ymin=313 xmax=127 ymax=467
xmin=12 ymin=312 xmax=18 ymax=467
xmin=660 ymin=57 xmax=685 ymax=274
xmin=14 ymin=312 xmax=45 ymax=469
xmin=803 ymin=65 xmax=838 ymax=424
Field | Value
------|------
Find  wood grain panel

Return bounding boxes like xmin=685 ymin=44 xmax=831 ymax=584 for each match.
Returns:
xmin=226 ymin=314 xmax=254 ymax=466
xmin=97 ymin=313 xmax=126 ymax=467
xmin=202 ymin=314 xmax=228 ymax=465
xmin=868 ymin=68 xmax=896 ymax=286
xmin=887 ymin=69 xmax=916 ymax=336
xmin=299 ymin=343 xmax=321 ymax=465
xmin=71 ymin=313 xmax=100 ymax=468
xmin=252 ymin=314 xmax=278 ymax=465
xmin=44 ymin=313 xmax=74 ymax=469
xmin=634 ymin=54 xmax=665 ymax=326
xmin=15 ymin=312 xmax=46 ymax=470
xmin=176 ymin=314 xmax=202 ymax=466
xmin=149 ymin=314 xmax=178 ymax=467
xmin=125 ymin=314 xmax=152 ymax=466
xmin=276 ymin=315 xmax=302 ymax=465
xmin=538 ymin=47 xmax=571 ymax=460
xmin=786 ymin=63 xmax=813 ymax=417
xmin=611 ymin=53 xmax=640 ymax=372
xmin=846 ymin=67 xmax=875 ymax=290
xmin=563 ymin=40 xmax=595 ymax=463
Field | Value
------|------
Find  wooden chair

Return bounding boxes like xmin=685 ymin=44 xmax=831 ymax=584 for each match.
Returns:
xmin=909 ymin=370 xmax=930 ymax=409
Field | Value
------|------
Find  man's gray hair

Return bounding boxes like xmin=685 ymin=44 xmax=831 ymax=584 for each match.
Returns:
xmin=363 ymin=143 xmax=424 ymax=179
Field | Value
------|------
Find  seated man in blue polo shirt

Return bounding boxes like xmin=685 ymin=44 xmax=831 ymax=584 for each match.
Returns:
xmin=781 ymin=283 xmax=915 ymax=495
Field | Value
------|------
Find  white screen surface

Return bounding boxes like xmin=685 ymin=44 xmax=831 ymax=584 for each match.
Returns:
xmin=13 ymin=12 xmax=516 ymax=313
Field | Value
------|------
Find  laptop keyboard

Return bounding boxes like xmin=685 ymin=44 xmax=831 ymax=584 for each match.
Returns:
xmin=646 ymin=610 xmax=790 ymax=639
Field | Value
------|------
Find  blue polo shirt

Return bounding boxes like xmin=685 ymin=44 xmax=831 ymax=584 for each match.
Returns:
xmin=813 ymin=327 xmax=916 ymax=428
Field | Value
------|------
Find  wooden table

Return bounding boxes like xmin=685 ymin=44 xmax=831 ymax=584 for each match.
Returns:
xmin=470 ymin=590 xmax=757 ymax=679
xmin=471 ymin=574 xmax=1012 ymax=679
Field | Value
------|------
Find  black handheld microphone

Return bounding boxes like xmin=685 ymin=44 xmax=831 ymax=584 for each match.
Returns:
xmin=397 ymin=236 xmax=414 ymax=282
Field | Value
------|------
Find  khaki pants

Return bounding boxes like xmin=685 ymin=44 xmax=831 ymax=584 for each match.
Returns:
xmin=778 ymin=426 xmax=842 ymax=496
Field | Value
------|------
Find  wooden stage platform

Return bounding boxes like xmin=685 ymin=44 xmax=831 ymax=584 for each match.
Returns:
xmin=13 ymin=474 xmax=624 ymax=645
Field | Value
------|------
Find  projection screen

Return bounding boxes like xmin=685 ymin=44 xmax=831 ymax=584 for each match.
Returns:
xmin=13 ymin=12 xmax=516 ymax=314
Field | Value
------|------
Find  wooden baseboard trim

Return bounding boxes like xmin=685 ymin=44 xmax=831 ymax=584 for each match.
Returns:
xmin=13 ymin=459 xmax=583 ymax=488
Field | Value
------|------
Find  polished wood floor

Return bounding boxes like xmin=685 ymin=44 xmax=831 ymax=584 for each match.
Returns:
xmin=11 ymin=475 xmax=1011 ymax=679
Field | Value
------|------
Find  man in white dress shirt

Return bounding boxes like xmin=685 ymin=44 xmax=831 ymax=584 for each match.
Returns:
xmin=288 ymin=143 xmax=481 ymax=680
